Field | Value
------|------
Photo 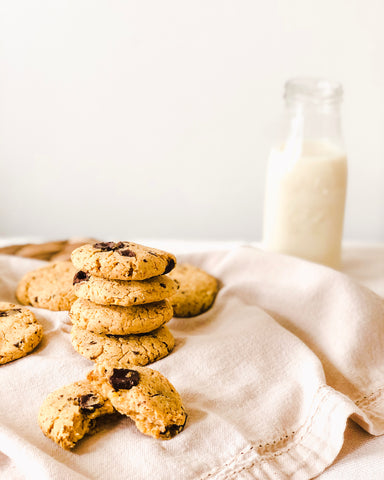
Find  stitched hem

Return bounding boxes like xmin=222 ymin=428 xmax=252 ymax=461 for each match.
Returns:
xmin=354 ymin=386 xmax=384 ymax=435
xmin=200 ymin=385 xmax=358 ymax=480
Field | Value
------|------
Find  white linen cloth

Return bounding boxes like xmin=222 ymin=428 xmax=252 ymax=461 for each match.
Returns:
xmin=0 ymin=246 xmax=383 ymax=480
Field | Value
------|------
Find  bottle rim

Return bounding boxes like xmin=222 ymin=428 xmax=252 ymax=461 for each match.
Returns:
xmin=284 ymin=77 xmax=343 ymax=104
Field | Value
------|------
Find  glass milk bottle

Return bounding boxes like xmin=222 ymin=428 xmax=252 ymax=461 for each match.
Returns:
xmin=263 ymin=78 xmax=347 ymax=269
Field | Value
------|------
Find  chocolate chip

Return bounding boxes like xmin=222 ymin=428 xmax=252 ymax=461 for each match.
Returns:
xmin=119 ymin=249 xmax=136 ymax=257
xmin=163 ymin=258 xmax=175 ymax=274
xmin=3 ymin=308 xmax=23 ymax=316
xmin=34 ymin=297 xmax=38 ymax=303
xmin=143 ymin=259 xmax=148 ymax=263
xmin=78 ymin=394 xmax=102 ymax=413
xmin=160 ymin=340 xmax=170 ymax=350
xmin=160 ymin=283 xmax=166 ymax=288
xmin=109 ymin=368 xmax=140 ymax=391
xmin=73 ymin=271 xmax=90 ymax=285
xmin=163 ymin=414 xmax=187 ymax=437
xmin=149 ymin=252 xmax=158 ymax=257
xmin=13 ymin=341 xmax=23 ymax=348
xmin=161 ymin=423 xmax=184 ymax=437
xmin=93 ymin=241 xmax=118 ymax=251
xmin=93 ymin=241 xmax=128 ymax=252
xmin=1 ymin=309 xmax=22 ymax=317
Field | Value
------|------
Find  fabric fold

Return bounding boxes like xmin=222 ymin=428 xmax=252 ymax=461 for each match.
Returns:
xmin=203 ymin=246 xmax=384 ymax=435
xmin=201 ymin=386 xmax=356 ymax=480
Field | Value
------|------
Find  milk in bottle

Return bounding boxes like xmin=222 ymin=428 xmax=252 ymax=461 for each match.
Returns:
xmin=263 ymin=78 xmax=347 ymax=269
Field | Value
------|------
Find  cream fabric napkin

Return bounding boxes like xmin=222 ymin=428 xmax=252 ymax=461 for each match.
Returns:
xmin=0 ymin=246 xmax=383 ymax=480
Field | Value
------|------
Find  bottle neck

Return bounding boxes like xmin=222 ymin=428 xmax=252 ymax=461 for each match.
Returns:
xmin=283 ymin=99 xmax=344 ymax=149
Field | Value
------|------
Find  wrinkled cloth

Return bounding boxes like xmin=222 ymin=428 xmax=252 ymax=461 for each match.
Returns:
xmin=0 ymin=246 xmax=383 ymax=480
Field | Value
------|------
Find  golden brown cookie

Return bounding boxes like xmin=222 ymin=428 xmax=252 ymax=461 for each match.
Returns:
xmin=71 ymin=325 xmax=175 ymax=367
xmin=71 ymin=241 xmax=176 ymax=281
xmin=38 ymin=379 xmax=115 ymax=449
xmin=70 ymin=298 xmax=173 ymax=335
xmin=0 ymin=302 xmax=43 ymax=365
xmin=16 ymin=261 xmax=77 ymax=311
xmin=72 ymin=272 xmax=177 ymax=307
xmin=168 ymin=263 xmax=219 ymax=317
xmin=88 ymin=363 xmax=187 ymax=439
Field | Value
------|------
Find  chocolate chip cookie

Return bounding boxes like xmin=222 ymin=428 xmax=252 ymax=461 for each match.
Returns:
xmin=38 ymin=379 xmax=115 ymax=449
xmin=71 ymin=241 xmax=176 ymax=281
xmin=168 ymin=263 xmax=219 ymax=317
xmin=70 ymin=298 xmax=173 ymax=335
xmin=0 ymin=302 xmax=43 ymax=365
xmin=72 ymin=272 xmax=177 ymax=307
xmin=16 ymin=261 xmax=77 ymax=311
xmin=71 ymin=325 xmax=175 ymax=367
xmin=88 ymin=363 xmax=187 ymax=439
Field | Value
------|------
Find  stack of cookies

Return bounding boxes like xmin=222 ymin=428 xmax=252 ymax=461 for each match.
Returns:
xmin=69 ymin=241 xmax=178 ymax=368
xmin=38 ymin=241 xmax=188 ymax=449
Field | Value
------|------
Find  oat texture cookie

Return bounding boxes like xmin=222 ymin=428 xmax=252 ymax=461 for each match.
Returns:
xmin=0 ymin=302 xmax=43 ymax=365
xmin=38 ymin=379 xmax=115 ymax=449
xmin=88 ymin=363 xmax=187 ymax=439
xmin=70 ymin=298 xmax=173 ymax=335
xmin=71 ymin=241 xmax=176 ymax=281
xmin=73 ymin=272 xmax=177 ymax=307
xmin=168 ymin=264 xmax=219 ymax=317
xmin=16 ymin=261 xmax=77 ymax=311
xmin=71 ymin=325 xmax=175 ymax=367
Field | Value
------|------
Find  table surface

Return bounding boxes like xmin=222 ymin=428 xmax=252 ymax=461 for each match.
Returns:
xmin=0 ymin=238 xmax=383 ymax=479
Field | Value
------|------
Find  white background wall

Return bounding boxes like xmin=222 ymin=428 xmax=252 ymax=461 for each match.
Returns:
xmin=0 ymin=0 xmax=383 ymax=242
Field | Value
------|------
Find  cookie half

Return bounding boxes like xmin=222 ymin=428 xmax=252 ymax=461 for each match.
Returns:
xmin=38 ymin=379 xmax=115 ymax=449
xmin=0 ymin=302 xmax=43 ymax=365
xmin=71 ymin=241 xmax=176 ymax=281
xmin=16 ymin=261 xmax=77 ymax=311
xmin=71 ymin=325 xmax=175 ymax=367
xmin=70 ymin=298 xmax=173 ymax=335
xmin=168 ymin=264 xmax=219 ymax=317
xmin=88 ymin=363 xmax=187 ymax=439
xmin=73 ymin=272 xmax=177 ymax=307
